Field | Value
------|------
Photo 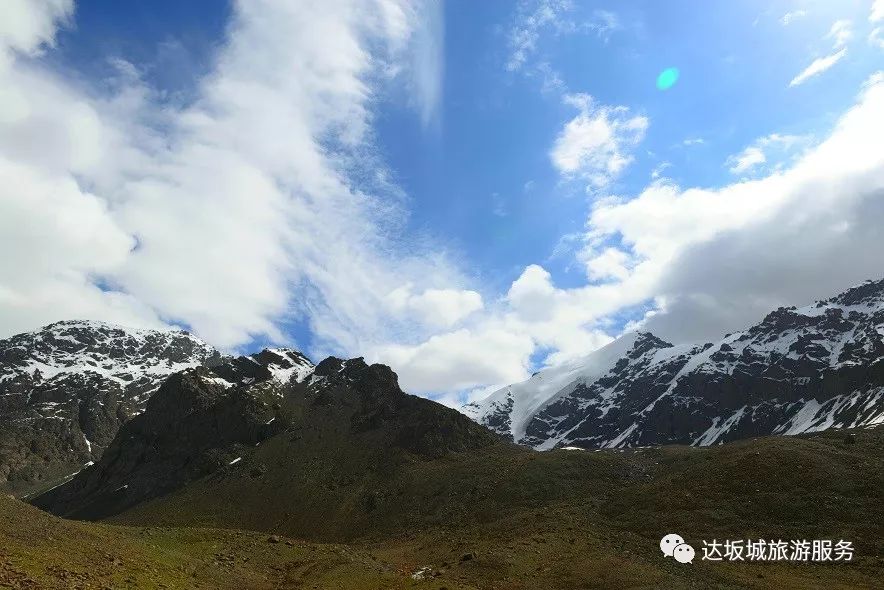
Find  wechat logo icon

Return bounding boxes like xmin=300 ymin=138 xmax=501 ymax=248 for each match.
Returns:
xmin=660 ymin=533 xmax=695 ymax=564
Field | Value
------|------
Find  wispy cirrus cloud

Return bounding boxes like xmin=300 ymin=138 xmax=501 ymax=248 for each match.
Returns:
xmin=789 ymin=19 xmax=854 ymax=87
xmin=790 ymin=48 xmax=847 ymax=86
xmin=727 ymin=133 xmax=810 ymax=175
xmin=506 ymin=0 xmax=573 ymax=72
xmin=781 ymin=10 xmax=807 ymax=26
xmin=827 ymin=19 xmax=853 ymax=49
xmin=505 ymin=1 xmax=623 ymax=73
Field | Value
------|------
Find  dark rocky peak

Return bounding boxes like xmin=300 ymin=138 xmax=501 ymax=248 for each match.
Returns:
xmin=144 ymin=367 xmax=230 ymax=423
xmin=754 ymin=306 xmax=813 ymax=335
xmin=312 ymin=357 xmax=401 ymax=400
xmin=253 ymin=348 xmax=311 ymax=372
xmin=627 ymin=332 xmax=673 ymax=358
xmin=209 ymin=347 xmax=314 ymax=387
xmin=824 ymin=277 xmax=884 ymax=307
xmin=210 ymin=355 xmax=273 ymax=384
xmin=313 ymin=356 xmax=354 ymax=377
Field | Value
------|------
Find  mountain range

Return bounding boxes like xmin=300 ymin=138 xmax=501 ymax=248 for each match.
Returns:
xmin=0 ymin=320 xmax=310 ymax=495
xmin=0 ymin=280 xmax=883 ymax=588
xmin=465 ymin=278 xmax=884 ymax=449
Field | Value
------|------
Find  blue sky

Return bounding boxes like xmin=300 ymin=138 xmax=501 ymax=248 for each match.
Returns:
xmin=2 ymin=0 xmax=884 ymax=406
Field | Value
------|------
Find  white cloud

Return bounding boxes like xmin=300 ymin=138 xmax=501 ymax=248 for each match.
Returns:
xmin=789 ymin=47 xmax=847 ymax=86
xmin=398 ymin=73 xmax=884 ymax=396
xmin=505 ymin=2 xmax=622 ymax=73
xmin=369 ymin=67 xmax=884 ymax=393
xmin=682 ymin=137 xmax=705 ymax=146
xmin=574 ymin=72 xmax=884 ymax=343
xmin=781 ymin=10 xmax=807 ymax=26
xmin=0 ymin=0 xmax=458 ymax=352
xmin=827 ymin=19 xmax=853 ymax=49
xmin=405 ymin=0 xmax=444 ymax=127
xmin=583 ymin=247 xmax=632 ymax=281
xmin=550 ymin=93 xmax=648 ymax=187
xmin=871 ymin=27 xmax=884 ymax=49
xmin=872 ymin=0 xmax=884 ymax=23
xmin=506 ymin=0 xmax=573 ymax=72
xmin=386 ymin=285 xmax=483 ymax=328
xmin=728 ymin=146 xmax=766 ymax=174
xmin=0 ymin=0 xmax=72 ymax=58
xmin=374 ymin=327 xmax=536 ymax=392
xmin=585 ymin=10 xmax=621 ymax=41
xmin=650 ymin=162 xmax=672 ymax=180
xmin=727 ymin=133 xmax=808 ymax=175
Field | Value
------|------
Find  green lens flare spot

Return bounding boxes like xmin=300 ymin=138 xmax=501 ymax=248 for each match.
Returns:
xmin=656 ymin=67 xmax=680 ymax=90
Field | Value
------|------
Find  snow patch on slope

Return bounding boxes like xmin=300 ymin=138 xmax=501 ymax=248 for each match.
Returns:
xmin=467 ymin=333 xmax=643 ymax=442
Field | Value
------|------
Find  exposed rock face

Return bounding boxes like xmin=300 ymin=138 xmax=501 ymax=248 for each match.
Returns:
xmin=0 ymin=321 xmax=315 ymax=494
xmin=0 ymin=321 xmax=221 ymax=491
xmin=464 ymin=279 xmax=884 ymax=449
xmin=31 ymin=366 xmax=293 ymax=518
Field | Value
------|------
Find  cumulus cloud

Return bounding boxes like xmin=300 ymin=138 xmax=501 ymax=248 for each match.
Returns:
xmin=371 ymin=73 xmax=884 ymax=396
xmin=386 ymin=285 xmax=483 ymax=328
xmin=550 ymin=93 xmax=648 ymax=187
xmin=374 ymin=327 xmax=536 ymax=393
xmin=377 ymin=77 xmax=884 ymax=396
xmin=579 ymin=72 xmax=884 ymax=343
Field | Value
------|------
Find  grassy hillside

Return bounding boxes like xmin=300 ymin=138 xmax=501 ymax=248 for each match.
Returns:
xmin=104 ymin=426 xmax=883 ymax=589
xmin=2 ymin=493 xmax=482 ymax=589
xmin=6 ymin=427 xmax=883 ymax=588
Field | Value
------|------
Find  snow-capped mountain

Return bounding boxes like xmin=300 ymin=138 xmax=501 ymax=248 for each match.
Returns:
xmin=464 ymin=279 xmax=884 ymax=449
xmin=0 ymin=320 xmax=314 ymax=491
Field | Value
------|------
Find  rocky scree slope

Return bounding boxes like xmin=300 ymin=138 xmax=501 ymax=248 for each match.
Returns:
xmin=464 ymin=279 xmax=884 ymax=449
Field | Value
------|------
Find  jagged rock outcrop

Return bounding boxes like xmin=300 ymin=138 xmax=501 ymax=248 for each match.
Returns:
xmin=0 ymin=321 xmax=221 ymax=491
xmin=33 ymin=353 xmax=498 ymax=519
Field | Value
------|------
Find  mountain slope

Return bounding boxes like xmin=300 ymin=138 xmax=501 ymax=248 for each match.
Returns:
xmin=465 ymin=279 xmax=884 ymax=449
xmin=33 ymin=354 xmax=498 ymax=520
xmin=0 ymin=320 xmax=223 ymax=493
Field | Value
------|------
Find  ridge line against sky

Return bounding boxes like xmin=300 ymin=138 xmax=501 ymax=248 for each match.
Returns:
xmin=1 ymin=0 xmax=883 ymax=408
